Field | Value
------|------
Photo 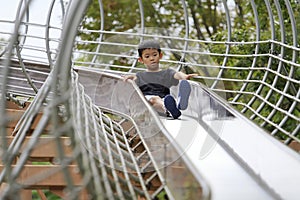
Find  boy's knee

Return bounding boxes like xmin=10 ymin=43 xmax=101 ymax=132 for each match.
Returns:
xmin=149 ymin=96 xmax=160 ymax=105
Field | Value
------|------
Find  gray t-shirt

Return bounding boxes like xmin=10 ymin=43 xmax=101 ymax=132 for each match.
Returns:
xmin=135 ymin=68 xmax=179 ymax=98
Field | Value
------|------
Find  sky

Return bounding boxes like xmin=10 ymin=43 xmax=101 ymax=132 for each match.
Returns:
xmin=0 ymin=0 xmax=64 ymax=33
xmin=0 ymin=0 xmax=65 ymax=62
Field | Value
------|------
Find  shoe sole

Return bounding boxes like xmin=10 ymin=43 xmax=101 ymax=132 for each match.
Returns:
xmin=178 ymin=80 xmax=191 ymax=110
xmin=164 ymin=95 xmax=181 ymax=119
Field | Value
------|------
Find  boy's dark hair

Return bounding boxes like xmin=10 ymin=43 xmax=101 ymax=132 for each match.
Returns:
xmin=138 ymin=40 xmax=161 ymax=57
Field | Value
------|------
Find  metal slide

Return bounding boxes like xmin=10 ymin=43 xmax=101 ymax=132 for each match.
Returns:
xmin=76 ymin=67 xmax=300 ymax=200
xmin=166 ymin=83 xmax=300 ymax=200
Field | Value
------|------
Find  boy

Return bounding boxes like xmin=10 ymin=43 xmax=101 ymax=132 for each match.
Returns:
xmin=124 ymin=40 xmax=197 ymax=119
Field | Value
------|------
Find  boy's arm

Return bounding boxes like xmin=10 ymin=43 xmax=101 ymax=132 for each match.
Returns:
xmin=174 ymin=71 xmax=198 ymax=80
xmin=123 ymin=74 xmax=137 ymax=82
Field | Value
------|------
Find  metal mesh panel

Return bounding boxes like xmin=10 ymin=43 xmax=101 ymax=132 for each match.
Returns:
xmin=72 ymin=0 xmax=300 ymax=148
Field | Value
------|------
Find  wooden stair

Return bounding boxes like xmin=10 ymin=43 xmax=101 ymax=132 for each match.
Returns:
xmin=1 ymin=101 xmax=88 ymax=199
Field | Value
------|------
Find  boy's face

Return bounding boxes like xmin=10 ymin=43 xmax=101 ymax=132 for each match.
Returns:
xmin=138 ymin=48 xmax=162 ymax=71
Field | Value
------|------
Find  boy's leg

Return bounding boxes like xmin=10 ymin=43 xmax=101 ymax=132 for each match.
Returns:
xmin=177 ymin=80 xmax=191 ymax=110
xmin=148 ymin=96 xmax=168 ymax=115
xmin=164 ymin=95 xmax=181 ymax=119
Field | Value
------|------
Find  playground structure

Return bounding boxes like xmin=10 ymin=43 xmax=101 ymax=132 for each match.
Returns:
xmin=0 ymin=0 xmax=299 ymax=199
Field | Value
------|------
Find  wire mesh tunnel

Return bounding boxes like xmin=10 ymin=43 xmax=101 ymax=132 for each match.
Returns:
xmin=0 ymin=0 xmax=299 ymax=199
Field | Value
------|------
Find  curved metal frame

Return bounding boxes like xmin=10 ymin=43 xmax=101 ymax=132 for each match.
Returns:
xmin=0 ymin=0 xmax=299 ymax=199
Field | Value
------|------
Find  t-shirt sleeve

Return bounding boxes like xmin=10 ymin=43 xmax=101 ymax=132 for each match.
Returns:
xmin=167 ymin=68 xmax=179 ymax=86
xmin=135 ymin=72 xmax=141 ymax=86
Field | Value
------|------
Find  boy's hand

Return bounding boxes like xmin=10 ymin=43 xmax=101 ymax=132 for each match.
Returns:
xmin=186 ymin=73 xmax=198 ymax=80
xmin=122 ymin=74 xmax=137 ymax=82
xmin=174 ymin=72 xmax=198 ymax=80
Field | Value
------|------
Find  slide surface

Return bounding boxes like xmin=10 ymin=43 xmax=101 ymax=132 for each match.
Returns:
xmin=161 ymin=115 xmax=272 ymax=200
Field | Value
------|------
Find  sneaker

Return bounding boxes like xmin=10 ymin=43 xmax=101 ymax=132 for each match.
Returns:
xmin=165 ymin=110 xmax=171 ymax=117
xmin=164 ymin=95 xmax=181 ymax=119
xmin=177 ymin=80 xmax=191 ymax=110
